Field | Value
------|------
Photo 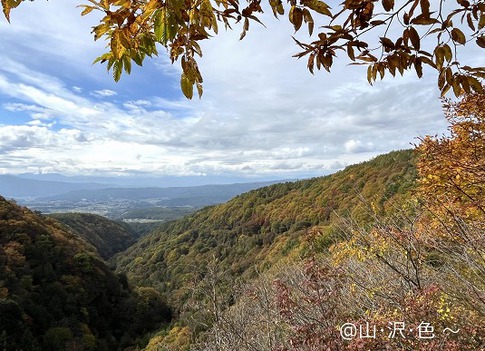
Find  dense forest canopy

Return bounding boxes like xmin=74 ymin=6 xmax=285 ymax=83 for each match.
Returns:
xmin=48 ymin=213 xmax=138 ymax=260
xmin=0 ymin=198 xmax=171 ymax=350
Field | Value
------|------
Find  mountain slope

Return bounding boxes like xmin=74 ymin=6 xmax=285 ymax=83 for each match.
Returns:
xmin=48 ymin=213 xmax=139 ymax=260
xmin=0 ymin=196 xmax=171 ymax=350
xmin=116 ymin=149 xmax=417 ymax=305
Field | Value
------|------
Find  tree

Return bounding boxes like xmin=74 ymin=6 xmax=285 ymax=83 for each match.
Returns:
xmin=2 ymin=0 xmax=484 ymax=98
xmin=416 ymin=90 xmax=485 ymax=318
xmin=417 ymin=91 xmax=485 ymax=222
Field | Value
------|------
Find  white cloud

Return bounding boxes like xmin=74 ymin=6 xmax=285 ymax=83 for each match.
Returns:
xmin=2 ymin=1 xmax=105 ymax=77
xmin=0 ymin=53 xmax=446 ymax=178
xmin=344 ymin=140 xmax=375 ymax=154
xmin=0 ymin=2 xmax=477 ymax=180
xmin=91 ymin=89 xmax=117 ymax=97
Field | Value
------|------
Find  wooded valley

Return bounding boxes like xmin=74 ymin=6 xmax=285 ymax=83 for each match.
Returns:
xmin=0 ymin=92 xmax=483 ymax=350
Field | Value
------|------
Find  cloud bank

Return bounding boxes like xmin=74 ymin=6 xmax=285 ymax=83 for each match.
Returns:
xmin=0 ymin=2 xmax=455 ymax=180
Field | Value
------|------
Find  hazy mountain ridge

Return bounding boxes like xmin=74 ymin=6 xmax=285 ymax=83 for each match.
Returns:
xmin=0 ymin=175 xmax=109 ymax=198
xmin=15 ymin=173 xmax=284 ymax=188
xmin=8 ymin=179 xmax=284 ymax=220
xmin=36 ymin=181 xmax=282 ymax=202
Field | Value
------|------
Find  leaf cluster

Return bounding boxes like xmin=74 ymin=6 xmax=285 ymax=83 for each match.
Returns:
xmin=290 ymin=0 xmax=485 ymax=97
xmin=3 ymin=0 xmax=483 ymax=98
xmin=417 ymin=89 xmax=485 ymax=222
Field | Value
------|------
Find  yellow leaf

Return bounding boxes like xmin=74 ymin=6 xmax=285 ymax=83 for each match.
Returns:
xmin=78 ymin=5 xmax=96 ymax=16
xmin=111 ymin=29 xmax=126 ymax=60
xmin=303 ymin=0 xmax=332 ymax=17
xmin=181 ymin=73 xmax=194 ymax=99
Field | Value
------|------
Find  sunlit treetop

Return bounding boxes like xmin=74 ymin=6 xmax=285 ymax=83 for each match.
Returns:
xmin=2 ymin=0 xmax=484 ymax=98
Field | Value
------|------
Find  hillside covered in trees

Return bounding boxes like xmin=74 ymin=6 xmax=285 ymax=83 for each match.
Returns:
xmin=116 ymin=93 xmax=484 ymax=350
xmin=0 ymin=197 xmax=171 ymax=350
xmin=117 ymin=149 xmax=417 ymax=302
xmin=48 ymin=213 xmax=138 ymax=260
xmin=0 ymin=92 xmax=483 ymax=350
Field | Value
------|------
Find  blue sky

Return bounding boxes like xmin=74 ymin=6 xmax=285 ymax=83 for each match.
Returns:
xmin=0 ymin=1 xmax=478 ymax=183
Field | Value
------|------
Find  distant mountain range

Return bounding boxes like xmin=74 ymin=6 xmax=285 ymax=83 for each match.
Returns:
xmin=0 ymin=174 xmax=109 ymax=198
xmin=10 ymin=172 xmax=285 ymax=188
xmin=37 ymin=181 xmax=282 ymax=203
xmin=0 ymin=173 xmax=286 ymax=200
xmin=0 ymin=174 xmax=285 ymax=218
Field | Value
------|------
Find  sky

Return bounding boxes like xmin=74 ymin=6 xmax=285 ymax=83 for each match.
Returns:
xmin=0 ymin=0 xmax=477 ymax=184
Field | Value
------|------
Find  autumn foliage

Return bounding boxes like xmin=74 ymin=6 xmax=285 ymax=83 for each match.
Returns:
xmin=275 ymin=91 xmax=485 ymax=350
xmin=145 ymin=91 xmax=485 ymax=350
xmin=0 ymin=197 xmax=171 ymax=350
xmin=2 ymin=0 xmax=484 ymax=98
xmin=417 ymin=92 xmax=485 ymax=222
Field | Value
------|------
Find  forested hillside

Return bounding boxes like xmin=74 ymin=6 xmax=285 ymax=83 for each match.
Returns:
xmin=117 ymin=149 xmax=417 ymax=308
xmin=0 ymin=93 xmax=482 ymax=351
xmin=128 ymin=93 xmax=484 ymax=350
xmin=0 ymin=197 xmax=171 ymax=350
xmin=48 ymin=213 xmax=138 ymax=259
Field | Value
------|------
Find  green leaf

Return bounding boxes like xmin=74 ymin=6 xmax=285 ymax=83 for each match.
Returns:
xmin=154 ymin=9 xmax=166 ymax=42
xmin=132 ymin=52 xmax=145 ymax=66
xmin=123 ymin=55 xmax=132 ymax=74
xmin=113 ymin=60 xmax=122 ymax=82
xmin=154 ymin=8 xmax=179 ymax=45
